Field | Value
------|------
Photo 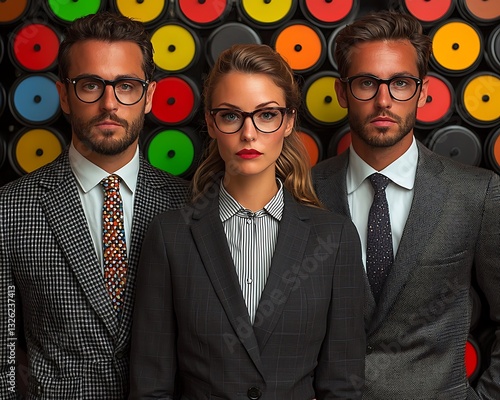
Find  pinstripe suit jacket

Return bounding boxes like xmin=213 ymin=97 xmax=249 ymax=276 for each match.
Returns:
xmin=312 ymin=141 xmax=500 ymax=400
xmin=0 ymin=148 xmax=189 ymax=399
xmin=129 ymin=184 xmax=366 ymax=399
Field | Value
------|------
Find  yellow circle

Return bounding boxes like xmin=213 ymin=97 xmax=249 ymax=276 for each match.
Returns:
xmin=305 ymin=76 xmax=347 ymax=124
xmin=463 ymin=74 xmax=500 ymax=123
xmin=151 ymin=25 xmax=196 ymax=72
xmin=115 ymin=0 xmax=166 ymax=23
xmin=432 ymin=21 xmax=481 ymax=72
xmin=241 ymin=0 xmax=293 ymax=24
xmin=15 ymin=129 xmax=63 ymax=173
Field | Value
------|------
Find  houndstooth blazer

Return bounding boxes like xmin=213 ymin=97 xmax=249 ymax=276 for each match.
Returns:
xmin=0 ymin=147 xmax=189 ymax=399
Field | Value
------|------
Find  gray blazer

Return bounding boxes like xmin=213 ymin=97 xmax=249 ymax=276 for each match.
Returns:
xmin=0 ymin=148 xmax=189 ymax=399
xmin=312 ymin=141 xmax=500 ymax=400
xmin=129 ymin=185 xmax=366 ymax=399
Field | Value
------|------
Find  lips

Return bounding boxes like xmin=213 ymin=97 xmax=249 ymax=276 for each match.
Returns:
xmin=371 ymin=116 xmax=396 ymax=127
xmin=371 ymin=116 xmax=395 ymax=123
xmin=236 ymin=148 xmax=262 ymax=159
xmin=96 ymin=120 xmax=122 ymax=128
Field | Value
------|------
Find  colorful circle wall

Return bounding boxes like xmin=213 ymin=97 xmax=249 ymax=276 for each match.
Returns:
xmin=0 ymin=0 xmax=498 ymax=186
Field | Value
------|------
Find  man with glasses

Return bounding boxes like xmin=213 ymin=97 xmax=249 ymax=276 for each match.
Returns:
xmin=313 ymin=10 xmax=500 ymax=399
xmin=0 ymin=12 xmax=188 ymax=399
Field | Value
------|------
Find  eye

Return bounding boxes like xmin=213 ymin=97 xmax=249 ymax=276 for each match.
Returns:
xmin=115 ymin=80 xmax=137 ymax=92
xmin=359 ymin=78 xmax=376 ymax=88
xmin=392 ymin=78 xmax=409 ymax=88
xmin=220 ymin=110 xmax=242 ymax=123
xmin=80 ymin=79 xmax=103 ymax=92
xmin=256 ymin=109 xmax=280 ymax=121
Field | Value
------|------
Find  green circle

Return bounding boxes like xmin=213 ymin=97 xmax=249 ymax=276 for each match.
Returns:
xmin=48 ymin=0 xmax=101 ymax=22
xmin=147 ymin=129 xmax=195 ymax=176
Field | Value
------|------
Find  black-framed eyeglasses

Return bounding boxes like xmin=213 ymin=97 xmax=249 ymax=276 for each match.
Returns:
xmin=340 ymin=74 xmax=422 ymax=101
xmin=65 ymin=76 xmax=149 ymax=105
xmin=209 ymin=107 xmax=291 ymax=134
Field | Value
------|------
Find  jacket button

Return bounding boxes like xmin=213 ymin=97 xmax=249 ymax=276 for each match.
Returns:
xmin=247 ymin=386 xmax=262 ymax=399
xmin=366 ymin=345 xmax=374 ymax=354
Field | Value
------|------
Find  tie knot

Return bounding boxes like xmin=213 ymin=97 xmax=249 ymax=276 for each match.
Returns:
xmin=369 ymin=173 xmax=390 ymax=192
xmin=101 ymin=174 xmax=120 ymax=192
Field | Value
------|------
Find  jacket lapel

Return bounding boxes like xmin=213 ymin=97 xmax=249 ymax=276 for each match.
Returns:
xmin=117 ymin=157 xmax=187 ymax=344
xmin=314 ymin=153 xmax=376 ymax=326
xmin=367 ymin=143 xmax=448 ymax=335
xmin=189 ymin=187 xmax=264 ymax=377
xmin=252 ymin=191 xmax=310 ymax=351
xmin=39 ymin=152 xmax=119 ymax=337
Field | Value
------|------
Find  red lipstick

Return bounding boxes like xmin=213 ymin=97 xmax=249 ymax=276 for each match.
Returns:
xmin=236 ymin=149 xmax=262 ymax=159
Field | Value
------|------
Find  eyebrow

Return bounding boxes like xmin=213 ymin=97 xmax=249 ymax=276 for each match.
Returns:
xmin=214 ymin=101 xmax=282 ymax=110
xmin=72 ymin=73 xmax=144 ymax=80
xmin=354 ymin=71 xmax=419 ymax=79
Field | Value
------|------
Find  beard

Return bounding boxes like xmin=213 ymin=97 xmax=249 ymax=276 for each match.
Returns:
xmin=347 ymin=104 xmax=417 ymax=148
xmin=70 ymin=110 xmax=145 ymax=156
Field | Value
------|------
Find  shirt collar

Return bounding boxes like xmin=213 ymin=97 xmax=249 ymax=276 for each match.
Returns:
xmin=347 ymin=136 xmax=418 ymax=193
xmin=68 ymin=142 xmax=140 ymax=194
xmin=219 ymin=179 xmax=284 ymax=222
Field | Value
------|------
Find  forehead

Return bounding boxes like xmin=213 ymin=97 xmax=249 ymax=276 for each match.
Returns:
xmin=347 ymin=40 xmax=419 ymax=77
xmin=67 ymin=40 xmax=144 ymax=78
xmin=211 ymin=71 xmax=286 ymax=108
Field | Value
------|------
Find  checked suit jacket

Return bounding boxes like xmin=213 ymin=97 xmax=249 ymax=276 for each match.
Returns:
xmin=0 ymin=148 xmax=189 ymax=399
xmin=129 ymin=184 xmax=366 ymax=400
xmin=312 ymin=141 xmax=500 ymax=400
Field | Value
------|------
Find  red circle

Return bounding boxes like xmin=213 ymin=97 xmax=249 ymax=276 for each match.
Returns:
xmin=465 ymin=340 xmax=479 ymax=379
xmin=417 ymin=75 xmax=453 ymax=124
xmin=304 ymin=0 xmax=354 ymax=23
xmin=13 ymin=24 xmax=60 ymax=71
xmin=151 ymin=77 xmax=196 ymax=124
xmin=404 ymin=0 xmax=453 ymax=22
xmin=179 ymin=0 xmax=228 ymax=24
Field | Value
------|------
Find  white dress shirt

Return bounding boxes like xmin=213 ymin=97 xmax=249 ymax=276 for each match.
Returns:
xmin=68 ymin=142 xmax=139 ymax=272
xmin=347 ymin=136 xmax=418 ymax=269
xmin=219 ymin=180 xmax=284 ymax=324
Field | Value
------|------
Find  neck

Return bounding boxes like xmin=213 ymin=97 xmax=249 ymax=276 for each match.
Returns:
xmin=73 ymin=140 xmax=138 ymax=174
xmin=352 ymin=134 xmax=414 ymax=171
xmin=223 ymin=174 xmax=279 ymax=212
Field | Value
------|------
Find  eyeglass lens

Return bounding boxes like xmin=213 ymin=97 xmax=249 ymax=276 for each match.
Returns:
xmin=350 ymin=76 xmax=419 ymax=101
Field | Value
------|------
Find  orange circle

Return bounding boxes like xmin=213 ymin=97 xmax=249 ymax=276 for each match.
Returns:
xmin=275 ymin=23 xmax=323 ymax=72
xmin=297 ymin=130 xmax=320 ymax=166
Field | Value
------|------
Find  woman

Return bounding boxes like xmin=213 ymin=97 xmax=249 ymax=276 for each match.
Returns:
xmin=129 ymin=44 xmax=365 ymax=399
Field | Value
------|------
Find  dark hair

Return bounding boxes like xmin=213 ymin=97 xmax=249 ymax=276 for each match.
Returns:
xmin=193 ymin=44 xmax=321 ymax=208
xmin=334 ymin=10 xmax=432 ymax=79
xmin=58 ymin=11 xmax=154 ymax=81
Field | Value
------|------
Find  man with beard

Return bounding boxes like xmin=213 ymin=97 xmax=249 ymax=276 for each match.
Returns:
xmin=0 ymin=12 xmax=189 ymax=399
xmin=312 ymin=10 xmax=500 ymax=400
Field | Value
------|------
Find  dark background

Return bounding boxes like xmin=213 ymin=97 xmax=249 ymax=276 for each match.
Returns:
xmin=1 ymin=0 xmax=499 ymax=385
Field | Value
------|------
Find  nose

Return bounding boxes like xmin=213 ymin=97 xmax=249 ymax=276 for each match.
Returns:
xmin=100 ymin=84 xmax=118 ymax=111
xmin=240 ymin=115 xmax=257 ymax=141
xmin=374 ymin=82 xmax=392 ymax=109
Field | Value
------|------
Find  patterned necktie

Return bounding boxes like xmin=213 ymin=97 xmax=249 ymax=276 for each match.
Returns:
xmin=101 ymin=174 xmax=128 ymax=313
xmin=366 ymin=173 xmax=393 ymax=303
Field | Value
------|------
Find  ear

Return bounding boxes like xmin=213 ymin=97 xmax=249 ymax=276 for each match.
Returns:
xmin=335 ymin=78 xmax=348 ymax=108
xmin=284 ymin=109 xmax=296 ymax=137
xmin=206 ymin=112 xmax=217 ymax=139
xmin=417 ymin=76 xmax=429 ymax=108
xmin=144 ymin=80 xmax=157 ymax=114
xmin=56 ymin=80 xmax=70 ymax=115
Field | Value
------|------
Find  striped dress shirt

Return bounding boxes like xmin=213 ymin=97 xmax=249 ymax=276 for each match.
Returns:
xmin=219 ymin=180 xmax=284 ymax=324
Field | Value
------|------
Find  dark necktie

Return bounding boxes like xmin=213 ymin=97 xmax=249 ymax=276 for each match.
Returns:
xmin=366 ymin=173 xmax=393 ymax=303
xmin=101 ymin=174 xmax=128 ymax=313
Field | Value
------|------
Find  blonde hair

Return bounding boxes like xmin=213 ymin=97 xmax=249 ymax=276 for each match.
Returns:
xmin=191 ymin=44 xmax=322 ymax=208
